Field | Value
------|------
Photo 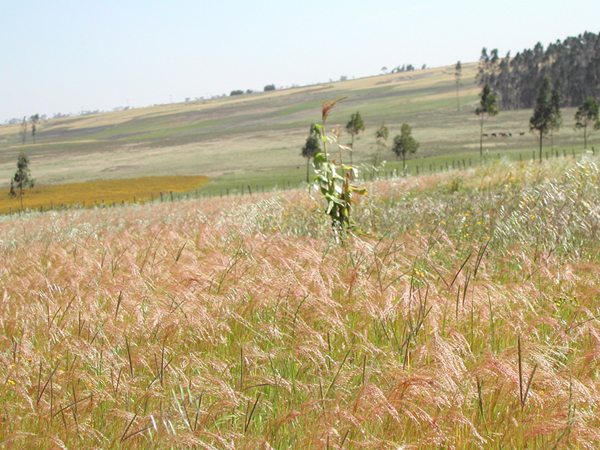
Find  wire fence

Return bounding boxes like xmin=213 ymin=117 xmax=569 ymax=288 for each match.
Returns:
xmin=1 ymin=147 xmax=595 ymax=217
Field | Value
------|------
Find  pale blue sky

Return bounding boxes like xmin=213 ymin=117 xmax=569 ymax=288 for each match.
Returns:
xmin=1 ymin=0 xmax=599 ymax=122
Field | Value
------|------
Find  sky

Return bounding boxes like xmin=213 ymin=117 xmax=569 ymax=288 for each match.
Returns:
xmin=1 ymin=0 xmax=599 ymax=122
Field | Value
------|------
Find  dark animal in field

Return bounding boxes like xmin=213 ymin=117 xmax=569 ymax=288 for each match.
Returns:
xmin=491 ymin=133 xmax=497 ymax=137
xmin=483 ymin=133 xmax=489 ymax=137
xmin=519 ymin=132 xmax=525 ymax=136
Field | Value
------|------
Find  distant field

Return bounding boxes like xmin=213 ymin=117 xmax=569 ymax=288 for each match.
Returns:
xmin=0 ymin=175 xmax=209 ymax=214
xmin=1 ymin=62 xmax=597 ymax=199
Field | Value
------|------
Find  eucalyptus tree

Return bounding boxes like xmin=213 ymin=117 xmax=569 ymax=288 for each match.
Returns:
xmin=345 ymin=111 xmax=365 ymax=165
xmin=301 ymin=124 xmax=321 ymax=182
xmin=455 ymin=61 xmax=462 ymax=111
xmin=374 ymin=121 xmax=389 ymax=166
xmin=9 ymin=153 xmax=35 ymax=210
xmin=550 ymin=78 xmax=562 ymax=150
xmin=475 ymin=83 xmax=498 ymax=157
xmin=392 ymin=123 xmax=419 ymax=170
xmin=574 ymin=97 xmax=600 ymax=149
xmin=530 ymin=75 xmax=554 ymax=162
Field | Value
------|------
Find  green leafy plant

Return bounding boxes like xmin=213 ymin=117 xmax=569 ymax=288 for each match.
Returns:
xmin=312 ymin=98 xmax=366 ymax=238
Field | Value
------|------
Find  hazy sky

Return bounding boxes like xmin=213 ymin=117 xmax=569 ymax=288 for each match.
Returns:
xmin=2 ymin=0 xmax=599 ymax=122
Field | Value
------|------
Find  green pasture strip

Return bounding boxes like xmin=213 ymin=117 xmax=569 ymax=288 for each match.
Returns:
xmin=189 ymin=146 xmax=592 ymax=198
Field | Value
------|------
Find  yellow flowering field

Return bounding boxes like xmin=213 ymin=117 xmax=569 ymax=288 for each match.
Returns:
xmin=0 ymin=175 xmax=209 ymax=213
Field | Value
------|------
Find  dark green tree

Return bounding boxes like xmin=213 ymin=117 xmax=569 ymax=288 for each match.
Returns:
xmin=574 ymin=97 xmax=600 ymax=149
xmin=374 ymin=121 xmax=389 ymax=166
xmin=264 ymin=84 xmax=276 ymax=92
xmin=530 ymin=75 xmax=554 ymax=162
xmin=345 ymin=111 xmax=365 ymax=165
xmin=391 ymin=123 xmax=419 ymax=170
xmin=9 ymin=153 xmax=35 ymax=210
xmin=301 ymin=124 xmax=321 ymax=182
xmin=29 ymin=114 xmax=40 ymax=144
xmin=455 ymin=61 xmax=462 ymax=111
xmin=550 ymin=78 xmax=562 ymax=150
xmin=475 ymin=83 xmax=499 ymax=157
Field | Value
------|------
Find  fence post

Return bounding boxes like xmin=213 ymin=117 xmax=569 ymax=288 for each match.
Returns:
xmin=248 ymin=185 xmax=252 ymax=195
xmin=170 ymin=191 xmax=174 ymax=202
xmin=151 ymin=193 xmax=154 ymax=202
xmin=134 ymin=195 xmax=137 ymax=203
xmin=160 ymin=192 xmax=164 ymax=202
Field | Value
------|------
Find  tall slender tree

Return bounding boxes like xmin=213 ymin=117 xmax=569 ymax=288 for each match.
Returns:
xmin=574 ymin=97 xmax=600 ymax=149
xmin=301 ymin=124 xmax=321 ymax=182
xmin=374 ymin=121 xmax=389 ymax=166
xmin=530 ymin=75 xmax=554 ymax=162
xmin=550 ymin=78 xmax=562 ymax=150
xmin=345 ymin=111 xmax=365 ymax=165
xmin=19 ymin=117 xmax=27 ymax=145
xmin=475 ymin=83 xmax=499 ymax=157
xmin=29 ymin=114 xmax=40 ymax=144
xmin=9 ymin=153 xmax=35 ymax=211
xmin=392 ymin=123 xmax=419 ymax=170
xmin=455 ymin=61 xmax=462 ymax=111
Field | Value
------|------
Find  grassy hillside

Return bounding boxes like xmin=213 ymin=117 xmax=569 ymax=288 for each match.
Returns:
xmin=1 ymin=155 xmax=600 ymax=448
xmin=1 ymin=63 xmax=595 ymax=194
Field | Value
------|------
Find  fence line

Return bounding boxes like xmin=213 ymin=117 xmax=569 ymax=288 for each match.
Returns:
xmin=1 ymin=147 xmax=594 ymax=217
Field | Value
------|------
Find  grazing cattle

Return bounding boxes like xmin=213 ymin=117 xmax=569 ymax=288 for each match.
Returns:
xmin=491 ymin=133 xmax=497 ymax=137
xmin=519 ymin=132 xmax=525 ymax=136
xmin=483 ymin=133 xmax=489 ymax=137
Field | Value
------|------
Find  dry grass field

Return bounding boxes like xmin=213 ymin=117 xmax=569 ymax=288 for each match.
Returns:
xmin=2 ymin=154 xmax=600 ymax=448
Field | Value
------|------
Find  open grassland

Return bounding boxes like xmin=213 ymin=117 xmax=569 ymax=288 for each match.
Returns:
xmin=0 ymin=175 xmax=209 ymax=214
xmin=2 ymin=155 xmax=600 ymax=448
xmin=2 ymin=62 xmax=596 ymax=197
